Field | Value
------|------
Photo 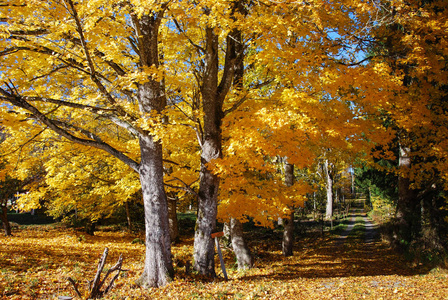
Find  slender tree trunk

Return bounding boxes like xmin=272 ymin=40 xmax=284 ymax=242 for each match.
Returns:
xmin=324 ymin=159 xmax=334 ymax=221
xmin=226 ymin=6 xmax=252 ymax=267
xmin=223 ymin=222 xmax=231 ymax=241
xmin=282 ymin=161 xmax=295 ymax=256
xmin=125 ymin=201 xmax=132 ymax=230
xmin=1 ymin=205 xmax=12 ymax=236
xmin=394 ymin=141 xmax=420 ymax=248
xmin=351 ymin=168 xmax=355 ymax=197
xmin=167 ymin=196 xmax=179 ymax=243
xmin=230 ymin=218 xmax=252 ymax=269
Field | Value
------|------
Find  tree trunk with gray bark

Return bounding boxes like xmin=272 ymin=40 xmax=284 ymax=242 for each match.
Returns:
xmin=394 ymin=141 xmax=420 ymax=249
xmin=324 ymin=159 xmax=334 ymax=221
xmin=167 ymin=196 xmax=179 ymax=243
xmin=193 ymin=25 xmax=220 ymax=277
xmin=230 ymin=218 xmax=253 ymax=269
xmin=193 ymin=1 xmax=246 ymax=277
xmin=134 ymin=12 xmax=174 ymax=288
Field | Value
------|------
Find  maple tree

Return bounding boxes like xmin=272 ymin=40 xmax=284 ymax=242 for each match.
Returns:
xmin=0 ymin=0 xmax=174 ymax=287
xmin=367 ymin=0 xmax=448 ymax=250
xmin=1 ymin=206 xmax=448 ymax=299
xmin=1 ymin=0 xmax=446 ymax=289
xmin=168 ymin=0 xmax=404 ymax=269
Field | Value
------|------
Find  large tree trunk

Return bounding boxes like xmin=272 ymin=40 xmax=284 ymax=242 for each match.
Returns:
xmin=282 ymin=162 xmax=295 ymax=256
xmin=134 ymin=12 xmax=173 ymax=287
xmin=193 ymin=1 xmax=246 ymax=276
xmin=394 ymin=141 xmax=420 ymax=248
xmin=193 ymin=26 xmax=220 ymax=277
xmin=324 ymin=159 xmax=334 ymax=221
xmin=137 ymin=135 xmax=174 ymax=288
xmin=1 ymin=205 xmax=12 ymax=236
xmin=230 ymin=218 xmax=252 ymax=269
xmin=194 ymin=150 xmax=219 ymax=277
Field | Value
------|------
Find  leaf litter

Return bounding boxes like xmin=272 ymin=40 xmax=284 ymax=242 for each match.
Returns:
xmin=1 ymin=224 xmax=447 ymax=299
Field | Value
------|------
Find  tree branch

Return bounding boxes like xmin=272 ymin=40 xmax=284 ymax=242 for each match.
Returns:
xmin=171 ymin=18 xmax=205 ymax=54
xmin=165 ymin=177 xmax=199 ymax=198
xmin=65 ymin=0 xmax=137 ymax=121
xmin=0 ymin=87 xmax=140 ymax=172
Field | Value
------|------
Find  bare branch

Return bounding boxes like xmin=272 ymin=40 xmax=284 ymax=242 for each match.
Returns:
xmin=67 ymin=277 xmax=83 ymax=299
xmin=165 ymin=177 xmax=199 ymax=198
xmin=0 ymin=128 xmax=47 ymax=158
xmin=223 ymin=79 xmax=274 ymax=116
xmin=89 ymin=248 xmax=109 ymax=297
xmin=98 ymin=254 xmax=123 ymax=295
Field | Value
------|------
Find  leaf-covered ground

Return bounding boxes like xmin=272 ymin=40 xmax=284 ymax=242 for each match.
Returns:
xmin=1 ymin=212 xmax=447 ymax=299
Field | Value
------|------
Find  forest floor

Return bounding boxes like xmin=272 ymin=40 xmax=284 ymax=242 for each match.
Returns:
xmin=1 ymin=206 xmax=448 ymax=299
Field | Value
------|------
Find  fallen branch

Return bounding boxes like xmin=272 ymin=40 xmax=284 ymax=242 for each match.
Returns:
xmin=67 ymin=277 xmax=82 ymax=299
xmin=68 ymin=247 xmax=123 ymax=299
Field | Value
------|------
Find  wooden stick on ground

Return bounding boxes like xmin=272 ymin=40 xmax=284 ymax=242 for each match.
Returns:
xmin=67 ymin=247 xmax=123 ymax=299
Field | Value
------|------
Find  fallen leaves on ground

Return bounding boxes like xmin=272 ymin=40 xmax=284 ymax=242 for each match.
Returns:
xmin=1 ymin=224 xmax=447 ymax=299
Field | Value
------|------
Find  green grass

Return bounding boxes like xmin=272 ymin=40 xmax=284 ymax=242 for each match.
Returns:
xmin=330 ymin=219 xmax=349 ymax=236
xmin=347 ymin=216 xmax=366 ymax=241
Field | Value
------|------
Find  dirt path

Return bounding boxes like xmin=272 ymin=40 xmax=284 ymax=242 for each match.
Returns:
xmin=363 ymin=212 xmax=377 ymax=245
xmin=335 ymin=205 xmax=378 ymax=247
xmin=334 ymin=208 xmax=359 ymax=246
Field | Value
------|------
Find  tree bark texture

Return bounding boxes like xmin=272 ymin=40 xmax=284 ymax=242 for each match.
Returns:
xmin=324 ymin=159 xmax=334 ymax=220
xmin=125 ymin=201 xmax=132 ymax=230
xmin=134 ymin=12 xmax=173 ymax=287
xmin=394 ymin=142 xmax=420 ymax=248
xmin=282 ymin=162 xmax=295 ymax=256
xmin=1 ymin=205 xmax=12 ymax=236
xmin=167 ymin=196 xmax=179 ymax=243
xmin=194 ymin=25 xmax=221 ymax=277
xmin=282 ymin=211 xmax=295 ymax=257
xmin=230 ymin=218 xmax=253 ymax=269
xmin=138 ymin=135 xmax=174 ymax=288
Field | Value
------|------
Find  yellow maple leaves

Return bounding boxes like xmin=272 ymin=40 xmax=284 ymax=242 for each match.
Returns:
xmin=0 ymin=0 xmax=446 ymax=229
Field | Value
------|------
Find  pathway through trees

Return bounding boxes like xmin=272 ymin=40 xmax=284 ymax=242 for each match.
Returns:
xmin=241 ymin=200 xmax=448 ymax=299
xmin=335 ymin=201 xmax=377 ymax=247
xmin=1 ymin=201 xmax=447 ymax=299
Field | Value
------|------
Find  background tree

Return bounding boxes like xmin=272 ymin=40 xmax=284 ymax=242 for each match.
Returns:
xmin=371 ymin=0 xmax=448 ymax=251
xmin=0 ymin=172 xmax=20 ymax=236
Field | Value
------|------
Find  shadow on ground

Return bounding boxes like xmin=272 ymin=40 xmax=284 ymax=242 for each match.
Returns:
xmin=243 ymin=203 xmax=430 ymax=283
